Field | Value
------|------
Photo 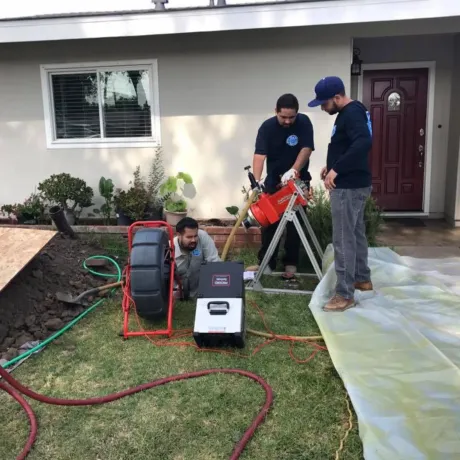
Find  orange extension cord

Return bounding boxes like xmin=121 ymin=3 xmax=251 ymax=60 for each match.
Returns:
xmin=0 ymin=276 xmax=352 ymax=460
xmin=124 ymin=279 xmax=328 ymax=363
xmin=124 ymin=284 xmax=353 ymax=460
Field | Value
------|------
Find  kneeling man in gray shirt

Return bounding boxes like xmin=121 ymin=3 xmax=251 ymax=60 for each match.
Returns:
xmin=174 ymin=217 xmax=221 ymax=299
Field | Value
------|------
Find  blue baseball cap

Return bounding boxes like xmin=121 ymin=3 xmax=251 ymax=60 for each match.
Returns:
xmin=308 ymin=76 xmax=345 ymax=107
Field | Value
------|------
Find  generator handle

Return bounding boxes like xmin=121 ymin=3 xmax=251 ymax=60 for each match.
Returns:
xmin=207 ymin=301 xmax=230 ymax=315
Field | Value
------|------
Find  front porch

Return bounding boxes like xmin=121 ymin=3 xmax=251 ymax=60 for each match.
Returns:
xmin=378 ymin=218 xmax=460 ymax=257
xmin=351 ymin=29 xmax=460 ymax=227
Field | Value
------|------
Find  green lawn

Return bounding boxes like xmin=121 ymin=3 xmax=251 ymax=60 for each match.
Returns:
xmin=0 ymin=237 xmax=363 ymax=460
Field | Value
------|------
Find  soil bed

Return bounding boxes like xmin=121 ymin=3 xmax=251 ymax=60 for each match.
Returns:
xmin=0 ymin=234 xmax=126 ymax=362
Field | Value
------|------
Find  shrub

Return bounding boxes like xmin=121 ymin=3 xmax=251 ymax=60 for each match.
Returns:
xmin=307 ymin=185 xmax=383 ymax=249
xmin=38 ymin=173 xmax=94 ymax=218
xmin=93 ymin=177 xmax=115 ymax=225
xmin=1 ymin=192 xmax=47 ymax=224
xmin=113 ymin=166 xmax=150 ymax=222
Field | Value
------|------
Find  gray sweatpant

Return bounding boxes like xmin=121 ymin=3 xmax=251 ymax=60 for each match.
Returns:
xmin=329 ymin=186 xmax=372 ymax=299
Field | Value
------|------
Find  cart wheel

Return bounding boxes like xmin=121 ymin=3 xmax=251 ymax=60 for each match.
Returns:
xmin=130 ymin=228 xmax=171 ymax=321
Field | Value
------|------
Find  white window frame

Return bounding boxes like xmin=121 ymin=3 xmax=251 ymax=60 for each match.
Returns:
xmin=40 ymin=59 xmax=161 ymax=149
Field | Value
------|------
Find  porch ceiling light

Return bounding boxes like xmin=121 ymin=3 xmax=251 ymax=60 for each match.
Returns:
xmin=351 ymin=48 xmax=363 ymax=76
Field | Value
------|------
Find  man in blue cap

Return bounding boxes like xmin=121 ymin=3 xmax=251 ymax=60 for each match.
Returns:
xmin=308 ymin=76 xmax=373 ymax=312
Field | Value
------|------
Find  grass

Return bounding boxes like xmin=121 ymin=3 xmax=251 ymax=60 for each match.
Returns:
xmin=0 ymin=235 xmax=364 ymax=460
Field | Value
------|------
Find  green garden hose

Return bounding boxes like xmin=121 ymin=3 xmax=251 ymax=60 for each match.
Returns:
xmin=1 ymin=227 xmax=323 ymax=371
xmin=1 ymin=256 xmax=122 ymax=370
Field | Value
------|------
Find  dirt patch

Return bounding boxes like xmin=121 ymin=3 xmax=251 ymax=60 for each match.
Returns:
xmin=0 ymin=234 xmax=126 ymax=362
xmin=197 ymin=219 xmax=234 ymax=227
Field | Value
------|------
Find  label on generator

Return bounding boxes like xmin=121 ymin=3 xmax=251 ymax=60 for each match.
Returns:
xmin=212 ymin=274 xmax=231 ymax=287
xmin=208 ymin=327 xmax=226 ymax=332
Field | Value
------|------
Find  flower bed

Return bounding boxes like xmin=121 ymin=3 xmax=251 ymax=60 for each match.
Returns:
xmin=0 ymin=222 xmax=262 ymax=250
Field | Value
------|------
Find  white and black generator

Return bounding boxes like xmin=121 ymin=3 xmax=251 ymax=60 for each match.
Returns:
xmin=193 ymin=261 xmax=246 ymax=349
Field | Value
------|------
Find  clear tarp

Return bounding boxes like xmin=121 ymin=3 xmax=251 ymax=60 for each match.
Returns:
xmin=309 ymin=246 xmax=460 ymax=460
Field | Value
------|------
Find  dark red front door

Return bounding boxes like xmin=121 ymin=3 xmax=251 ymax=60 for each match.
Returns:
xmin=363 ymin=68 xmax=428 ymax=211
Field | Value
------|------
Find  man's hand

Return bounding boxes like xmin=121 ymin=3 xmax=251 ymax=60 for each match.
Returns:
xmin=324 ymin=169 xmax=338 ymax=190
xmin=281 ymin=168 xmax=298 ymax=185
xmin=303 ymin=186 xmax=314 ymax=202
xmin=320 ymin=166 xmax=327 ymax=181
xmin=255 ymin=179 xmax=265 ymax=191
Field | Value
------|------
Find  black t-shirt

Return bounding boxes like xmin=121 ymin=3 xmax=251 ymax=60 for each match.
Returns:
xmin=327 ymin=100 xmax=373 ymax=189
xmin=254 ymin=113 xmax=314 ymax=193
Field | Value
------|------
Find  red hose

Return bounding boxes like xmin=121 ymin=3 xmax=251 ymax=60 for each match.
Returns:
xmin=0 ymin=365 xmax=273 ymax=460
xmin=0 ymin=382 xmax=37 ymax=460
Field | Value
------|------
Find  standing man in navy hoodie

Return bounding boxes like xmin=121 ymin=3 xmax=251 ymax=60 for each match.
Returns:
xmin=308 ymin=77 xmax=373 ymax=312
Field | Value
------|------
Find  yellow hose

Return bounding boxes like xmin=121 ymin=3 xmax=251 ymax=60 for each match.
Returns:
xmin=221 ymin=189 xmax=258 ymax=261
xmin=220 ymin=188 xmax=324 ymax=342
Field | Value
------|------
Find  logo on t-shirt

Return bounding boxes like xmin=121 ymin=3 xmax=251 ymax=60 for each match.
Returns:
xmin=192 ymin=248 xmax=201 ymax=257
xmin=366 ymin=111 xmax=373 ymax=136
xmin=286 ymin=134 xmax=298 ymax=147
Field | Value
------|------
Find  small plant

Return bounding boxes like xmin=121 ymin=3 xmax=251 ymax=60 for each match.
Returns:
xmin=38 ymin=173 xmax=94 ymax=222
xmin=226 ymin=206 xmax=240 ymax=219
xmin=2 ymin=193 xmax=47 ymax=224
xmin=113 ymin=166 xmax=149 ymax=222
xmin=93 ymin=176 xmax=115 ymax=225
xmin=225 ymin=184 xmax=254 ymax=219
xmin=146 ymin=146 xmax=166 ymax=215
xmin=159 ymin=172 xmax=193 ymax=213
xmin=0 ymin=204 xmax=14 ymax=218
xmin=363 ymin=193 xmax=384 ymax=246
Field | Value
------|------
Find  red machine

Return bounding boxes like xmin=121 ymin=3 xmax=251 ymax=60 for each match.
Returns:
xmin=243 ymin=172 xmax=309 ymax=229
xmin=122 ymin=220 xmax=180 ymax=339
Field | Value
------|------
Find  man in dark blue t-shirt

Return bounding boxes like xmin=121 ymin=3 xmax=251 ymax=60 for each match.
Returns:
xmin=308 ymin=76 xmax=373 ymax=312
xmin=247 ymin=93 xmax=315 ymax=279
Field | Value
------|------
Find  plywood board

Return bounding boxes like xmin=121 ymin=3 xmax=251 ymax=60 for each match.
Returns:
xmin=0 ymin=227 xmax=57 ymax=293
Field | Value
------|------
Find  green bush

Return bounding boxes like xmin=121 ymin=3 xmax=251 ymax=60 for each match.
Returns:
xmin=306 ymin=185 xmax=384 ymax=249
xmin=37 ymin=173 xmax=94 ymax=217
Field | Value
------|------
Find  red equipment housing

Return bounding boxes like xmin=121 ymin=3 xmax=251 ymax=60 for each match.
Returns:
xmin=245 ymin=179 xmax=308 ymax=228
xmin=122 ymin=220 xmax=179 ymax=339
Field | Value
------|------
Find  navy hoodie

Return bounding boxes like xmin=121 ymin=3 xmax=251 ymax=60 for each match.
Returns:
xmin=327 ymin=100 xmax=373 ymax=189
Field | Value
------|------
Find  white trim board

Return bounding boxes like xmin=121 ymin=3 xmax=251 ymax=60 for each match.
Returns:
xmin=357 ymin=61 xmax=436 ymax=215
xmin=40 ymin=59 xmax=161 ymax=150
xmin=1 ymin=0 xmax=460 ymax=43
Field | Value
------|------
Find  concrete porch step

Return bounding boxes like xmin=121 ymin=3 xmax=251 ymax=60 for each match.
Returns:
xmin=394 ymin=246 xmax=460 ymax=258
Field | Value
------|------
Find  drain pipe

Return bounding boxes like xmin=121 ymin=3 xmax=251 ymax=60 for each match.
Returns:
xmin=49 ymin=206 xmax=77 ymax=239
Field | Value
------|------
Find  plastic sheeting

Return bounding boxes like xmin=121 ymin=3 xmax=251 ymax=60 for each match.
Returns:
xmin=309 ymin=245 xmax=460 ymax=460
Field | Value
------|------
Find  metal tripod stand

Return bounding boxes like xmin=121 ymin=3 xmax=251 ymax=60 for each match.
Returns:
xmin=245 ymin=191 xmax=324 ymax=295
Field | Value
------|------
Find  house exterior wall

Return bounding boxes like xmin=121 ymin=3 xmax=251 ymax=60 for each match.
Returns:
xmin=353 ymin=34 xmax=454 ymax=217
xmin=445 ymin=34 xmax=460 ymax=226
xmin=0 ymin=28 xmax=350 ymax=218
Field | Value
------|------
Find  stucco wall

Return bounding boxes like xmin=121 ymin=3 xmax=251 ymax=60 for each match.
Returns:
xmin=353 ymin=34 xmax=454 ymax=216
xmin=0 ymin=29 xmax=350 ymax=219
xmin=445 ymin=34 xmax=460 ymax=225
